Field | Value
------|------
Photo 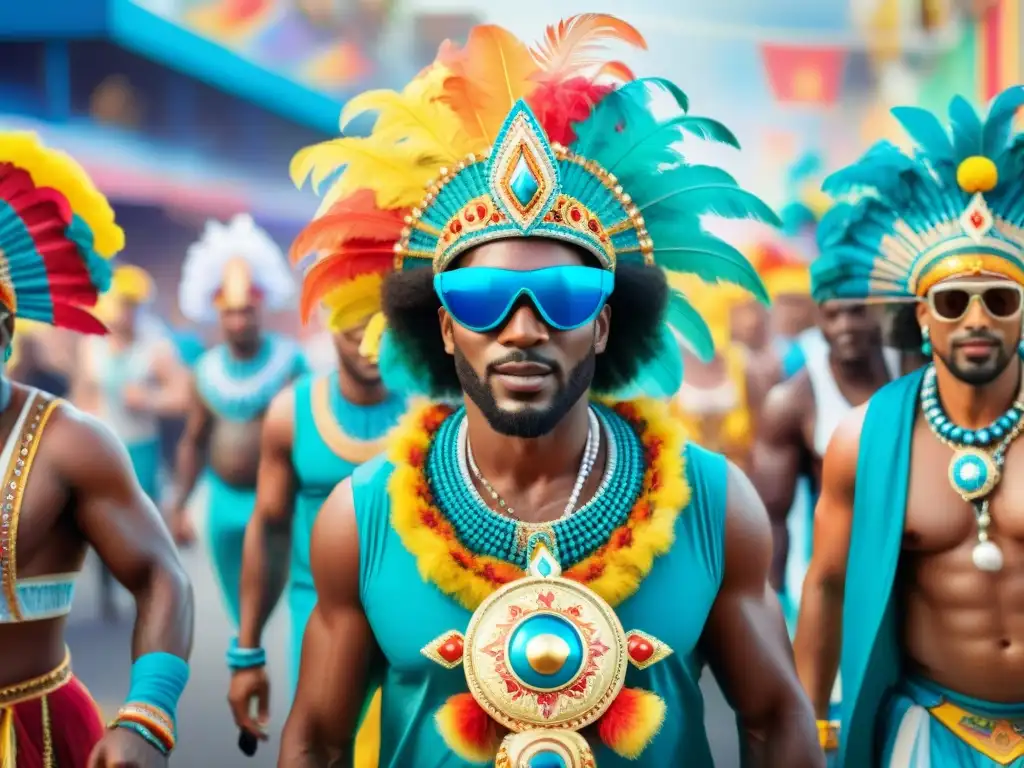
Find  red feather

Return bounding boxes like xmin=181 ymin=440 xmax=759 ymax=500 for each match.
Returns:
xmin=299 ymin=248 xmax=393 ymax=322
xmin=0 ymin=164 xmax=107 ymax=331
xmin=527 ymin=77 xmax=615 ymax=145
xmin=290 ymin=189 xmax=405 ymax=264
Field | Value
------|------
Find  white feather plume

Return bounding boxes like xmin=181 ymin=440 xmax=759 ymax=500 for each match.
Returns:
xmin=179 ymin=214 xmax=296 ymax=323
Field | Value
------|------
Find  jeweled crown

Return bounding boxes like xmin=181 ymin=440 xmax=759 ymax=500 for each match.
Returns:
xmin=398 ymin=101 xmax=647 ymax=272
xmin=812 ymin=87 xmax=1024 ymax=302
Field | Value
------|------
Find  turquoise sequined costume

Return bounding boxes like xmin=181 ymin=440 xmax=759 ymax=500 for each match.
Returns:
xmin=812 ymin=87 xmax=1024 ymax=767
xmin=196 ymin=334 xmax=306 ymax=625
xmin=288 ymin=12 xmax=777 ymax=766
xmin=288 ymin=372 xmax=404 ymax=690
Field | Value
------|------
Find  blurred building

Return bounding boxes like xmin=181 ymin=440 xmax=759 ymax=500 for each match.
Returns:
xmin=0 ymin=0 xmax=475 ymax=335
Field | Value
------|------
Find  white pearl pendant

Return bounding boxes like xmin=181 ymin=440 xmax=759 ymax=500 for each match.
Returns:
xmin=972 ymin=540 xmax=1004 ymax=572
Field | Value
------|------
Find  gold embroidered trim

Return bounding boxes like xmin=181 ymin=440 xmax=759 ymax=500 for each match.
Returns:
xmin=0 ymin=649 xmax=71 ymax=707
xmin=310 ymin=376 xmax=390 ymax=465
xmin=0 ymin=392 xmax=58 ymax=620
xmin=929 ymin=701 xmax=1024 ymax=765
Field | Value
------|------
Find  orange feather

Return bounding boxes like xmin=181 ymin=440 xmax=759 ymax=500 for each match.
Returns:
xmin=438 ymin=25 xmax=540 ymax=145
xmin=434 ymin=693 xmax=505 ymax=763
xmin=597 ymin=687 xmax=666 ymax=759
xmin=530 ymin=13 xmax=647 ymax=83
xmin=290 ymin=189 xmax=404 ymax=264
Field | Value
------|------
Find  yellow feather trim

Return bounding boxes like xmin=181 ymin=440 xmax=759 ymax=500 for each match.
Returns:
xmin=324 ymin=272 xmax=383 ymax=333
xmin=358 ymin=312 xmax=387 ymax=362
xmin=386 ymin=397 xmax=689 ymax=610
xmin=0 ymin=132 xmax=124 ymax=258
xmin=761 ymin=265 xmax=810 ymax=298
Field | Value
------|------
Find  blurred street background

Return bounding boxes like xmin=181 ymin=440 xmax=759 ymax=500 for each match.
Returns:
xmin=4 ymin=0 xmax=1018 ymax=764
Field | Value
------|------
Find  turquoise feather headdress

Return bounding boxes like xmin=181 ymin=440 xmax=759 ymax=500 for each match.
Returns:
xmin=811 ymin=86 xmax=1024 ymax=304
xmin=780 ymin=152 xmax=827 ymax=237
xmin=289 ymin=15 xmax=776 ymax=392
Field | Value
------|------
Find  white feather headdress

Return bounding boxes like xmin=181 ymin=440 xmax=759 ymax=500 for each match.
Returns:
xmin=179 ymin=214 xmax=296 ymax=323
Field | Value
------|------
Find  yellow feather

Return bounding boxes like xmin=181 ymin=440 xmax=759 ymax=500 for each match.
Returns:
xmin=292 ymin=135 xmax=438 ymax=212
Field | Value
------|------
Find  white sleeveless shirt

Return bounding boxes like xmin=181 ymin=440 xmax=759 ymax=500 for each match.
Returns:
xmin=84 ymin=336 xmax=159 ymax=444
xmin=801 ymin=328 xmax=901 ymax=457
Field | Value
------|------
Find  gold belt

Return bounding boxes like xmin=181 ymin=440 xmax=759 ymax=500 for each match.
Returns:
xmin=929 ymin=701 xmax=1024 ymax=765
xmin=0 ymin=650 xmax=71 ymax=708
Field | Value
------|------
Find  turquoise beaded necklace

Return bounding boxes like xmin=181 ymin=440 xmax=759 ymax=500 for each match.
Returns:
xmin=920 ymin=363 xmax=1024 ymax=571
xmin=425 ymin=403 xmax=644 ymax=570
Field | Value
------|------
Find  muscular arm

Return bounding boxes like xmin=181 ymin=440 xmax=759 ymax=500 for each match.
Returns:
xmin=750 ymin=377 xmax=808 ymax=589
xmin=701 ymin=462 xmax=822 ymax=768
xmin=239 ymin=389 xmax=298 ymax=649
xmin=170 ymin=379 xmax=213 ymax=515
xmin=278 ymin=479 xmax=377 ymax=768
xmin=793 ymin=406 xmax=861 ymax=718
xmin=55 ymin=406 xmax=193 ymax=659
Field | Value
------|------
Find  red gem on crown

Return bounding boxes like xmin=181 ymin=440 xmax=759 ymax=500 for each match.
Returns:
xmin=969 ymin=211 xmax=985 ymax=229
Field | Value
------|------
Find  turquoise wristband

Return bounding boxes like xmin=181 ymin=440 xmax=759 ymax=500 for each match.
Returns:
xmin=125 ymin=652 xmax=188 ymax=735
xmin=227 ymin=637 xmax=266 ymax=670
xmin=115 ymin=721 xmax=170 ymax=756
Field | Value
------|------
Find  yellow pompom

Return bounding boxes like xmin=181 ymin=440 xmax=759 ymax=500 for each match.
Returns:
xmin=358 ymin=311 xmax=387 ymax=363
xmin=957 ymin=155 xmax=998 ymax=194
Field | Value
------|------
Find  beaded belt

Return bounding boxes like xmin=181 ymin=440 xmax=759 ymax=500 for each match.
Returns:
xmin=929 ymin=701 xmax=1024 ymax=765
xmin=0 ymin=650 xmax=71 ymax=707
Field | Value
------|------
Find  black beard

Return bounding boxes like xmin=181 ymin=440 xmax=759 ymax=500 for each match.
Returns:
xmin=936 ymin=343 xmax=1015 ymax=386
xmin=453 ymin=346 xmax=595 ymax=438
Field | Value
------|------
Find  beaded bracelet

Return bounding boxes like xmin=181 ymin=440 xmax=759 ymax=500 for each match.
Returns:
xmin=114 ymin=704 xmax=176 ymax=757
xmin=227 ymin=637 xmax=267 ymax=670
xmin=115 ymin=720 xmax=170 ymax=756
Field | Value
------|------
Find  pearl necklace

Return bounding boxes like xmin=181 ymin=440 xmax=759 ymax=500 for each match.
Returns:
xmin=920 ymin=364 xmax=1024 ymax=572
xmin=465 ymin=407 xmax=601 ymax=522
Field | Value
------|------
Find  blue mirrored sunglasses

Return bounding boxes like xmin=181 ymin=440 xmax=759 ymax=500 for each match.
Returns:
xmin=433 ymin=265 xmax=615 ymax=333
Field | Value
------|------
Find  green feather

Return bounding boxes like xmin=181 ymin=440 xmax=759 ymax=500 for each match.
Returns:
xmin=634 ymin=165 xmax=780 ymax=226
xmin=609 ymin=326 xmax=683 ymax=399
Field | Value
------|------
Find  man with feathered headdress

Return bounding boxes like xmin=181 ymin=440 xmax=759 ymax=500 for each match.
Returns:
xmin=226 ymin=194 xmax=406 ymax=765
xmin=0 ymin=134 xmax=194 ymax=767
xmin=273 ymin=14 xmax=821 ymax=767
xmin=169 ymin=214 xmax=306 ymax=628
xmin=795 ymin=87 xmax=1024 ymax=766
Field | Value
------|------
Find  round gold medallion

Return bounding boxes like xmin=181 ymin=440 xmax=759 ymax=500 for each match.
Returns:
xmin=463 ymin=573 xmax=628 ymax=732
xmin=495 ymin=730 xmax=596 ymax=768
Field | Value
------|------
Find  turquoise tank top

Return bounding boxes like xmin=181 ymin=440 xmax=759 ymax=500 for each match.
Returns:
xmin=352 ymin=437 xmax=729 ymax=766
xmin=291 ymin=373 xmax=405 ymax=588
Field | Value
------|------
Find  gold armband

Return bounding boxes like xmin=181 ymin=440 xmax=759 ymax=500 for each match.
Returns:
xmin=817 ymin=719 xmax=839 ymax=751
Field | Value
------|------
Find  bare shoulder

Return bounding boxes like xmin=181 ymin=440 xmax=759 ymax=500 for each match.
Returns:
xmin=45 ymin=401 xmax=126 ymax=461
xmin=721 ymin=460 xmax=772 ymax=583
xmin=310 ymin=478 xmax=360 ymax=603
xmin=822 ymin=402 xmax=867 ymax=477
xmin=760 ymin=371 xmax=812 ymax=437
xmin=262 ymin=385 xmax=296 ymax=443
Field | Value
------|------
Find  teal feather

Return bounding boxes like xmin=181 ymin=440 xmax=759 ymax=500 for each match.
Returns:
xmin=985 ymin=86 xmax=1024 ymax=158
xmin=633 ymin=164 xmax=780 ymax=225
xmin=650 ymin=234 xmax=768 ymax=304
xmin=948 ymin=96 xmax=983 ymax=160
xmin=890 ymin=106 xmax=953 ymax=164
xmin=664 ymin=290 xmax=714 ymax=362
xmin=608 ymin=325 xmax=683 ymax=399
xmin=603 ymin=115 xmax=739 ymax=174
xmin=378 ymin=330 xmax=430 ymax=396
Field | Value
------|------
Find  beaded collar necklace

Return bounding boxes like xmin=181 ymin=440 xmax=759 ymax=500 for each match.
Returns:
xmin=920 ymin=363 xmax=1024 ymax=571
xmin=427 ymin=403 xmax=642 ymax=570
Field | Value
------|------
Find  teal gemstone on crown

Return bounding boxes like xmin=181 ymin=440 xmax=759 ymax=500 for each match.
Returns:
xmin=536 ymin=557 xmax=552 ymax=577
xmin=528 ymin=752 xmax=567 ymax=768
xmin=509 ymin=153 xmax=541 ymax=208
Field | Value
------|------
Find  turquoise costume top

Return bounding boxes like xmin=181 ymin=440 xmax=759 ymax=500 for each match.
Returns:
xmin=195 ymin=334 xmax=307 ymax=422
xmin=838 ymin=368 xmax=922 ymax=767
xmin=353 ymin=427 xmax=729 ymax=767
xmin=290 ymin=372 xmax=405 ymax=588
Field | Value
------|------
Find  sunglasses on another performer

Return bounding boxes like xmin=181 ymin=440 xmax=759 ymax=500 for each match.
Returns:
xmin=434 ymin=265 xmax=615 ymax=333
xmin=925 ymin=280 xmax=1024 ymax=323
